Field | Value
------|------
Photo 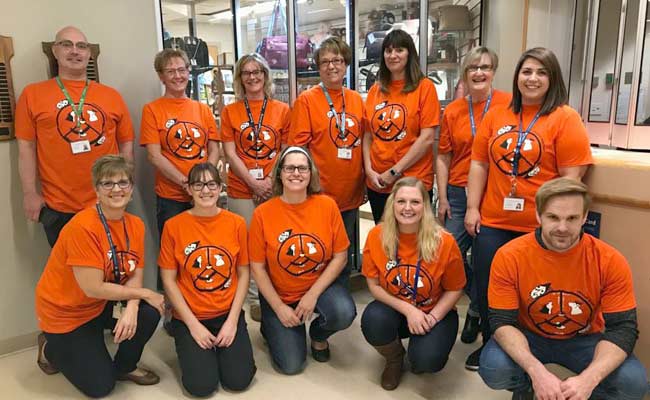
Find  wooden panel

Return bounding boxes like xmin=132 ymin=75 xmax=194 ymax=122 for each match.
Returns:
xmin=41 ymin=42 xmax=101 ymax=82
xmin=0 ymin=35 xmax=16 ymax=141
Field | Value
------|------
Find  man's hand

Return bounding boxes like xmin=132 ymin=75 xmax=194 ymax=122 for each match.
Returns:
xmin=437 ymin=199 xmax=451 ymax=222
xmin=530 ymin=366 xmax=566 ymax=400
xmin=560 ymin=375 xmax=596 ymax=400
xmin=464 ymin=207 xmax=481 ymax=237
xmin=23 ymin=192 xmax=44 ymax=222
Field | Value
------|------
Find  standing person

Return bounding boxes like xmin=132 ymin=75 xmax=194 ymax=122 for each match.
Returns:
xmin=463 ymin=47 xmax=593 ymax=371
xmin=436 ymin=47 xmax=511 ymax=344
xmin=248 ymin=146 xmax=356 ymax=375
xmin=34 ymin=155 xmax=164 ymax=398
xmin=159 ymin=163 xmax=256 ymax=397
xmin=221 ymin=53 xmax=290 ymax=321
xmin=479 ymin=178 xmax=648 ymax=400
xmin=288 ymin=36 xmax=366 ymax=286
xmin=363 ymin=29 xmax=440 ymax=223
xmin=140 ymin=48 xmax=220 ymax=247
xmin=16 ymin=26 xmax=135 ymax=247
xmin=361 ymin=177 xmax=465 ymax=390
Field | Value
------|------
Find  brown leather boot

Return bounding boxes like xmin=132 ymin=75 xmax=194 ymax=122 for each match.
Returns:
xmin=373 ymin=339 xmax=405 ymax=390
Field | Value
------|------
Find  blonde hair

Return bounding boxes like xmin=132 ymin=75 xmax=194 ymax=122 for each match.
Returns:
xmin=233 ymin=53 xmax=274 ymax=100
xmin=535 ymin=177 xmax=590 ymax=215
xmin=381 ymin=177 xmax=442 ymax=262
xmin=461 ymin=46 xmax=499 ymax=86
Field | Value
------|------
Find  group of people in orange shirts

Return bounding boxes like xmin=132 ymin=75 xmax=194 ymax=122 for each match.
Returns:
xmin=21 ymin=25 xmax=648 ymax=400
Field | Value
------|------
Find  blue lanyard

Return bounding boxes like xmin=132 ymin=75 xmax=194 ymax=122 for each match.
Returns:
xmin=319 ymin=83 xmax=346 ymax=140
xmin=467 ymin=91 xmax=492 ymax=137
xmin=395 ymin=247 xmax=422 ymax=304
xmin=96 ymin=204 xmax=130 ymax=284
xmin=512 ymin=111 xmax=541 ymax=177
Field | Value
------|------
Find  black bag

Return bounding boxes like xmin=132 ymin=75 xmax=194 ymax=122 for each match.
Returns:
xmin=364 ymin=30 xmax=387 ymax=62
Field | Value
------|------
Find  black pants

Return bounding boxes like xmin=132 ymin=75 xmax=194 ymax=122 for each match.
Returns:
xmin=367 ymin=187 xmax=434 ymax=224
xmin=171 ymin=313 xmax=256 ymax=397
xmin=39 ymin=205 xmax=75 ymax=247
xmin=156 ymin=196 xmax=192 ymax=289
xmin=361 ymin=300 xmax=459 ymax=373
xmin=44 ymin=302 xmax=160 ymax=398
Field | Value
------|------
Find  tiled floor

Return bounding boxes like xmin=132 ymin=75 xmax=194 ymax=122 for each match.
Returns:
xmin=0 ymin=291 xmax=511 ymax=399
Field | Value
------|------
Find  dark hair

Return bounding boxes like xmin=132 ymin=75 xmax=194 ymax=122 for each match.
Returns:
xmin=314 ymin=36 xmax=352 ymax=66
xmin=187 ymin=163 xmax=222 ymax=186
xmin=377 ymin=29 xmax=424 ymax=94
xmin=510 ymin=47 xmax=567 ymax=115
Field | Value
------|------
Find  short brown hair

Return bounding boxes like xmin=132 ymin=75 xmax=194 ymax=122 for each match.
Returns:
xmin=535 ymin=178 xmax=591 ymax=215
xmin=314 ymin=36 xmax=352 ymax=67
xmin=154 ymin=48 xmax=190 ymax=73
xmin=510 ymin=47 xmax=567 ymax=116
xmin=92 ymin=155 xmax=134 ymax=187
xmin=271 ymin=147 xmax=320 ymax=196
xmin=188 ymin=163 xmax=222 ymax=186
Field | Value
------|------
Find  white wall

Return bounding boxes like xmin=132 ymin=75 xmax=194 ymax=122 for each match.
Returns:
xmin=0 ymin=0 xmax=162 ymax=353
xmin=483 ymin=0 xmax=525 ymax=91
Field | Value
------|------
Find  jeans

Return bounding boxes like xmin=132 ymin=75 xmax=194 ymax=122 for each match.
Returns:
xmin=473 ymin=226 xmax=524 ymax=342
xmin=361 ymin=300 xmax=459 ymax=373
xmin=39 ymin=205 xmax=75 ymax=248
xmin=171 ymin=313 xmax=256 ymax=397
xmin=444 ymin=185 xmax=477 ymax=314
xmin=43 ymin=302 xmax=160 ymax=398
xmin=259 ymin=282 xmax=356 ymax=375
xmin=340 ymin=208 xmax=359 ymax=287
xmin=368 ymin=187 xmax=434 ymax=224
xmin=479 ymin=331 xmax=649 ymax=400
xmin=156 ymin=196 xmax=192 ymax=289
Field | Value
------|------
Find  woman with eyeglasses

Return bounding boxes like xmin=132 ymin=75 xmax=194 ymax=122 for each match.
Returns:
xmin=363 ymin=29 xmax=441 ymax=223
xmin=288 ymin=36 xmax=365 ymax=287
xmin=248 ymin=146 xmax=356 ymax=375
xmin=158 ymin=162 xmax=256 ymax=397
xmin=34 ymin=155 xmax=164 ymax=398
xmin=436 ymin=47 xmax=511 ymax=347
xmin=462 ymin=47 xmax=593 ymax=371
xmin=221 ymin=53 xmax=290 ymax=322
xmin=361 ymin=177 xmax=465 ymax=390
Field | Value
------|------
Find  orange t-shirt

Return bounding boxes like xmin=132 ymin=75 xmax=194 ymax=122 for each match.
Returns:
xmin=15 ymin=79 xmax=135 ymax=213
xmin=158 ymin=210 xmax=248 ymax=320
xmin=364 ymin=78 xmax=440 ymax=192
xmin=361 ymin=224 xmax=465 ymax=313
xmin=248 ymin=195 xmax=349 ymax=303
xmin=489 ymin=232 xmax=637 ymax=339
xmin=471 ymin=104 xmax=593 ymax=232
xmin=35 ymin=207 xmax=145 ymax=333
xmin=220 ymin=98 xmax=289 ymax=199
xmin=438 ymin=90 xmax=511 ymax=187
xmin=140 ymin=97 xmax=219 ymax=202
xmin=288 ymin=86 xmax=365 ymax=211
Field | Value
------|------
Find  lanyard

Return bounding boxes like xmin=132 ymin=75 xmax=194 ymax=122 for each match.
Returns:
xmin=96 ymin=204 xmax=130 ymax=284
xmin=319 ymin=83 xmax=347 ymax=140
xmin=467 ymin=91 xmax=492 ymax=137
xmin=395 ymin=246 xmax=423 ymax=304
xmin=512 ymin=111 xmax=541 ymax=177
xmin=243 ymin=96 xmax=268 ymax=164
xmin=55 ymin=76 xmax=89 ymax=129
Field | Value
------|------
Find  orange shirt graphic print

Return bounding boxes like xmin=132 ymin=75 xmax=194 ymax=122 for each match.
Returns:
xmin=276 ymin=229 xmax=326 ymax=276
xmin=238 ymin=121 xmax=280 ymax=160
xmin=328 ymin=112 xmax=361 ymax=149
xmin=384 ymin=260 xmax=433 ymax=308
xmin=371 ymin=102 xmax=407 ymax=142
xmin=105 ymin=250 xmax=140 ymax=284
xmin=183 ymin=240 xmax=234 ymax=292
xmin=165 ymin=119 xmax=209 ymax=160
xmin=527 ymin=283 xmax=594 ymax=337
xmin=56 ymin=101 xmax=107 ymax=146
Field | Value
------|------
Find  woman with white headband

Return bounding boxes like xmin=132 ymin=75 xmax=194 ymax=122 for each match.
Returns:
xmin=248 ymin=146 xmax=356 ymax=374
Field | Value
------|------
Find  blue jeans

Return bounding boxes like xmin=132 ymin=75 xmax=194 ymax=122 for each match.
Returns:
xmin=444 ymin=185 xmax=477 ymax=314
xmin=156 ymin=196 xmax=192 ymax=289
xmin=361 ymin=300 xmax=459 ymax=373
xmin=473 ymin=226 xmax=524 ymax=342
xmin=479 ymin=331 xmax=648 ymax=399
xmin=259 ymin=282 xmax=356 ymax=375
xmin=339 ymin=208 xmax=359 ymax=287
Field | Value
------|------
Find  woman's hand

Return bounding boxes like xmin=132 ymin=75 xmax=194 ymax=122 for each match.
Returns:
xmin=378 ymin=170 xmax=398 ymax=188
xmin=249 ymin=178 xmax=268 ymax=199
xmin=275 ymin=303 xmax=302 ymax=328
xmin=405 ymin=305 xmax=435 ymax=335
xmin=189 ymin=322 xmax=218 ymax=350
xmin=366 ymin=168 xmax=385 ymax=191
xmin=142 ymin=289 xmax=165 ymax=315
xmin=113 ymin=304 xmax=138 ymax=344
xmin=295 ymin=291 xmax=318 ymax=323
xmin=437 ymin=199 xmax=451 ymax=222
xmin=215 ymin=318 xmax=237 ymax=348
xmin=464 ymin=207 xmax=481 ymax=237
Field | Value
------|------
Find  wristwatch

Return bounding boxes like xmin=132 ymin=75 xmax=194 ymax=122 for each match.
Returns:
xmin=389 ymin=168 xmax=402 ymax=178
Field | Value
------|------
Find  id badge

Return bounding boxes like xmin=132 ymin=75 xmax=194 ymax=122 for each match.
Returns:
xmin=249 ymin=168 xmax=264 ymax=180
xmin=337 ymin=148 xmax=352 ymax=159
xmin=71 ymin=140 xmax=91 ymax=154
xmin=503 ymin=197 xmax=525 ymax=212
xmin=112 ymin=302 xmax=122 ymax=319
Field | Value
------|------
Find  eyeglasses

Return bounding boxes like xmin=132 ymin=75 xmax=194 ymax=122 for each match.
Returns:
xmin=163 ymin=67 xmax=190 ymax=76
xmin=98 ymin=180 xmax=132 ymax=191
xmin=281 ymin=165 xmax=310 ymax=174
xmin=54 ymin=40 xmax=90 ymax=51
xmin=467 ymin=64 xmax=494 ymax=73
xmin=241 ymin=69 xmax=264 ymax=78
xmin=318 ymin=58 xmax=345 ymax=68
xmin=190 ymin=180 xmax=220 ymax=191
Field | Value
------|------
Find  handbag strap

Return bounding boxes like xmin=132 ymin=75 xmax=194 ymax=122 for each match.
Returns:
xmin=267 ymin=0 xmax=287 ymax=37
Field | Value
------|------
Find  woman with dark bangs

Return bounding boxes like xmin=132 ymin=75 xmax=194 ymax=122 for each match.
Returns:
xmin=363 ymin=29 xmax=441 ymax=223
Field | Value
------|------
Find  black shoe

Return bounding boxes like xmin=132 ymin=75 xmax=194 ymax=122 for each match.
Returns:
xmin=511 ymin=388 xmax=534 ymax=400
xmin=311 ymin=341 xmax=330 ymax=362
xmin=464 ymin=346 xmax=482 ymax=371
xmin=461 ymin=314 xmax=480 ymax=344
